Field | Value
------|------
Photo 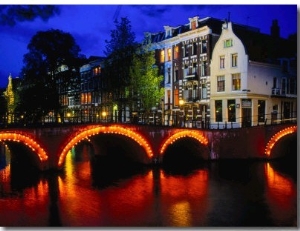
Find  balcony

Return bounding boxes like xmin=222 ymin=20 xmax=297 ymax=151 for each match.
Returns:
xmin=272 ymin=88 xmax=297 ymax=98
xmin=183 ymin=72 xmax=197 ymax=80
xmin=272 ymin=88 xmax=281 ymax=95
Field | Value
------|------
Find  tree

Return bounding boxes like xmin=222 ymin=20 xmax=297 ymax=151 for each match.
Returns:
xmin=104 ymin=17 xmax=137 ymax=122
xmin=129 ymin=43 xmax=164 ymax=121
xmin=16 ymin=29 xmax=86 ymax=124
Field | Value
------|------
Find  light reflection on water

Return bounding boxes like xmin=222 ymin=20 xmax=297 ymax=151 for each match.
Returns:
xmin=0 ymin=144 xmax=297 ymax=227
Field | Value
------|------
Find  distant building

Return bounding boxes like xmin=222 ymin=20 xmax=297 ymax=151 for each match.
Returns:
xmin=79 ymin=56 xmax=107 ymax=123
xmin=55 ymin=64 xmax=81 ymax=123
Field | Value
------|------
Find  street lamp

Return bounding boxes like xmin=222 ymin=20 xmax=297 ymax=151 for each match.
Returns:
xmin=179 ymin=99 xmax=185 ymax=106
xmin=179 ymin=99 xmax=185 ymax=127
xmin=102 ymin=111 xmax=107 ymax=122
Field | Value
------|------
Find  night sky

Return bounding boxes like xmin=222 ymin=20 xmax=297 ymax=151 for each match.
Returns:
xmin=0 ymin=4 xmax=297 ymax=88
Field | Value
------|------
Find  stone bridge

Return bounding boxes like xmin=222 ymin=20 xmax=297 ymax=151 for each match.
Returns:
xmin=0 ymin=123 xmax=297 ymax=171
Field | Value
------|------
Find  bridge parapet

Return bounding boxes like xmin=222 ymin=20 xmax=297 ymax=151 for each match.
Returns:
xmin=0 ymin=123 xmax=296 ymax=170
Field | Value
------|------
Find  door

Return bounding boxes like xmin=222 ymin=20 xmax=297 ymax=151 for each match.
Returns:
xmin=242 ymin=108 xmax=251 ymax=127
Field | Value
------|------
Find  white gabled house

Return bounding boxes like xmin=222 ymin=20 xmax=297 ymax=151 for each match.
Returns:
xmin=210 ymin=21 xmax=297 ymax=128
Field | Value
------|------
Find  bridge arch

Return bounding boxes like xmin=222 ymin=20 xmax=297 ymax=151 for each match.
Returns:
xmin=265 ymin=125 xmax=297 ymax=157
xmin=0 ymin=131 xmax=48 ymax=163
xmin=58 ymin=125 xmax=154 ymax=167
xmin=159 ymin=130 xmax=209 ymax=157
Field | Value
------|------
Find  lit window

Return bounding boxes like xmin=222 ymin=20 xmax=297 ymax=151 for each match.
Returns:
xmin=174 ymin=46 xmax=179 ymax=59
xmin=174 ymin=89 xmax=179 ymax=106
xmin=160 ymin=50 xmax=165 ymax=63
xmin=167 ymin=48 xmax=171 ymax=61
xmin=217 ymin=75 xmax=225 ymax=92
xmin=93 ymin=67 xmax=101 ymax=76
xmin=232 ymin=73 xmax=241 ymax=90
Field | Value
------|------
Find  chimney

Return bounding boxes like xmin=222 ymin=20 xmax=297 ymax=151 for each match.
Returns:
xmin=271 ymin=19 xmax=280 ymax=38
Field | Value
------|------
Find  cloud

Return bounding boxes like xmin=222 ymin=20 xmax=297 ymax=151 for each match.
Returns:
xmin=0 ymin=5 xmax=60 ymax=26
xmin=132 ymin=5 xmax=169 ymax=18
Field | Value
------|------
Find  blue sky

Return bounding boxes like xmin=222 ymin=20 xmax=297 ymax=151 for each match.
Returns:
xmin=0 ymin=4 xmax=297 ymax=88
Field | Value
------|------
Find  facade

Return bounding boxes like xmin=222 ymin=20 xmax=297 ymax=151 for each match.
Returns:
xmin=147 ymin=16 xmax=219 ymax=127
xmin=2 ymin=16 xmax=296 ymax=128
xmin=147 ymin=16 xmax=296 ymax=128
xmin=56 ymin=64 xmax=81 ymax=123
xmin=79 ymin=56 xmax=107 ymax=123
xmin=210 ymin=21 xmax=297 ymax=128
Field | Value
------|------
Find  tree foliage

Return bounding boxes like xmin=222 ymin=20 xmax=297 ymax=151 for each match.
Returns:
xmin=104 ymin=17 xmax=136 ymax=57
xmin=16 ymin=29 xmax=86 ymax=123
xmin=104 ymin=17 xmax=137 ymax=121
xmin=129 ymin=44 xmax=164 ymax=113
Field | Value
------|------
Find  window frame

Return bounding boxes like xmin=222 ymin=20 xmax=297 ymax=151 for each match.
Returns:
xmin=217 ymin=75 xmax=225 ymax=92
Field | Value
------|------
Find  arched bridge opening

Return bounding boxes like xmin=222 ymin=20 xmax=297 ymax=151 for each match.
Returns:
xmin=90 ymin=133 xmax=152 ymax=165
xmin=58 ymin=125 xmax=154 ymax=169
xmin=265 ymin=126 xmax=297 ymax=160
xmin=159 ymin=130 xmax=209 ymax=170
xmin=265 ymin=126 xmax=297 ymax=180
xmin=0 ymin=132 xmax=48 ymax=172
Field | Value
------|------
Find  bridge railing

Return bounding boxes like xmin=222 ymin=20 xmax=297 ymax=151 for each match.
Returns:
xmin=0 ymin=111 xmax=297 ymax=130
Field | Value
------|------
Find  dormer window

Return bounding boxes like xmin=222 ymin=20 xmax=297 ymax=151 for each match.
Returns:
xmin=191 ymin=21 xmax=197 ymax=30
xmin=189 ymin=16 xmax=199 ymax=30
xmin=164 ymin=26 xmax=172 ymax=38
xmin=166 ymin=29 xmax=172 ymax=38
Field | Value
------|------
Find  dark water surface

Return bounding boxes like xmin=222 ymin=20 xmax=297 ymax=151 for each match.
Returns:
xmin=0 ymin=144 xmax=297 ymax=227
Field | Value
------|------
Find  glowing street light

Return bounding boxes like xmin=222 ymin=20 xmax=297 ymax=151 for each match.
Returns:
xmin=179 ymin=99 xmax=185 ymax=106
xmin=102 ymin=111 xmax=107 ymax=122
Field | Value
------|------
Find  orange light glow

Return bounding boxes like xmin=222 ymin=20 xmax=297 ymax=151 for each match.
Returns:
xmin=58 ymin=125 xmax=154 ymax=167
xmin=159 ymin=130 xmax=208 ymax=155
xmin=0 ymin=132 xmax=48 ymax=162
xmin=265 ymin=163 xmax=296 ymax=213
xmin=265 ymin=126 xmax=297 ymax=156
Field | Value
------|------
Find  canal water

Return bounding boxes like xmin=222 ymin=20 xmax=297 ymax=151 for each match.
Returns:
xmin=0 ymin=143 xmax=297 ymax=227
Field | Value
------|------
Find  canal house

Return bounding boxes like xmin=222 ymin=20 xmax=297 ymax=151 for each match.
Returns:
xmin=210 ymin=21 xmax=297 ymax=128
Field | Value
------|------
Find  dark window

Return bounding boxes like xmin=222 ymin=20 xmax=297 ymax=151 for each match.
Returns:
xmin=215 ymin=100 xmax=223 ymax=122
xmin=228 ymin=99 xmax=236 ymax=122
xmin=258 ymin=100 xmax=265 ymax=122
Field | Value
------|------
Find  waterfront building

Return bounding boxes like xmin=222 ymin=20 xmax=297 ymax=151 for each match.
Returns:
xmin=56 ymin=64 xmax=81 ymax=123
xmin=146 ymin=16 xmax=296 ymax=128
xmin=210 ymin=21 xmax=297 ymax=128
xmin=79 ymin=56 xmax=108 ymax=123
